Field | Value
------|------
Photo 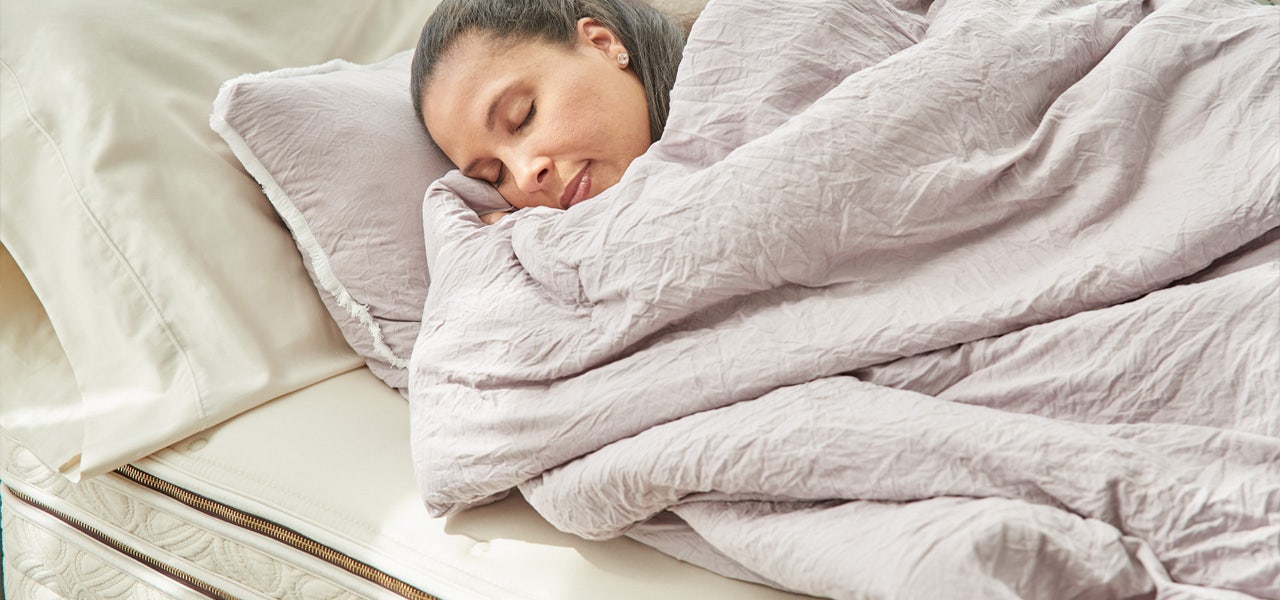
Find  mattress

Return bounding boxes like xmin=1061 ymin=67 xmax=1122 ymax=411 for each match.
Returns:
xmin=1 ymin=368 xmax=809 ymax=599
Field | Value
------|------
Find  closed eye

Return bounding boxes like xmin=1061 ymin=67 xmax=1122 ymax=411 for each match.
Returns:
xmin=491 ymin=102 xmax=534 ymax=187
xmin=516 ymin=101 xmax=536 ymax=132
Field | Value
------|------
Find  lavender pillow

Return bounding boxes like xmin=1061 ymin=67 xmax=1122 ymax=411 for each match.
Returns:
xmin=211 ymin=51 xmax=446 ymax=393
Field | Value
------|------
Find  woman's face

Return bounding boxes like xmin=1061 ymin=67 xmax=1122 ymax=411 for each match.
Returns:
xmin=421 ymin=20 xmax=652 ymax=211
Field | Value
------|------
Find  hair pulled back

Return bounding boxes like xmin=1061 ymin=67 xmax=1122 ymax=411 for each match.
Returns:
xmin=410 ymin=0 xmax=685 ymax=143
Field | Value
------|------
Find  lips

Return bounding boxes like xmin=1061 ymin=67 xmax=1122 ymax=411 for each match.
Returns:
xmin=559 ymin=162 xmax=592 ymax=210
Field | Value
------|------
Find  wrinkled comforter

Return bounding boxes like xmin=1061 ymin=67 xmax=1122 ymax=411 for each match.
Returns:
xmin=408 ymin=0 xmax=1280 ymax=596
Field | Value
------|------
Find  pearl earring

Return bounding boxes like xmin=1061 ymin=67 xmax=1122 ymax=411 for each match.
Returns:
xmin=616 ymin=52 xmax=630 ymax=68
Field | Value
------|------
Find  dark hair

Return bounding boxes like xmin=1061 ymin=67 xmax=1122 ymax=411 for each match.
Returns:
xmin=410 ymin=0 xmax=686 ymax=142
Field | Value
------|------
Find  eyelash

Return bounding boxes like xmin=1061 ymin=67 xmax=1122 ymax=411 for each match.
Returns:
xmin=492 ymin=101 xmax=536 ymax=187
xmin=517 ymin=101 xmax=536 ymax=132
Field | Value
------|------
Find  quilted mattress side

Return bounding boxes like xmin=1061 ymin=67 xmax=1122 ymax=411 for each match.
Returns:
xmin=1 ymin=435 xmax=405 ymax=599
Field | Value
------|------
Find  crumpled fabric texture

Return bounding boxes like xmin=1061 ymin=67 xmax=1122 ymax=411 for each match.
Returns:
xmin=409 ymin=0 xmax=1280 ymax=596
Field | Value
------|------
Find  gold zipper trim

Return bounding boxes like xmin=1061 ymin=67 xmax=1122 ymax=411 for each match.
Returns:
xmin=114 ymin=464 xmax=442 ymax=600
xmin=6 ymin=483 xmax=235 ymax=600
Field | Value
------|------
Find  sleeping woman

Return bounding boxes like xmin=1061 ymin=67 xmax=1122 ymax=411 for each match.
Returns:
xmin=409 ymin=0 xmax=686 ymax=223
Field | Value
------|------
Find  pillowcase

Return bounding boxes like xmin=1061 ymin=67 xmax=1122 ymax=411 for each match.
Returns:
xmin=211 ymin=51 xmax=450 ymax=393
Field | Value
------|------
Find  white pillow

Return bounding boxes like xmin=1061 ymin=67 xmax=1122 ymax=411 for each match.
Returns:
xmin=0 ymin=0 xmax=445 ymax=479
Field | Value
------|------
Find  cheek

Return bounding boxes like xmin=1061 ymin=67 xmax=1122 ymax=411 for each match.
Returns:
xmin=553 ymin=68 xmax=650 ymax=159
xmin=594 ymin=84 xmax=650 ymax=149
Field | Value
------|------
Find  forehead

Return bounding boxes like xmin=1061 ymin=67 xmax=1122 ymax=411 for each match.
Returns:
xmin=423 ymin=36 xmax=503 ymax=123
xmin=433 ymin=32 xmax=523 ymax=90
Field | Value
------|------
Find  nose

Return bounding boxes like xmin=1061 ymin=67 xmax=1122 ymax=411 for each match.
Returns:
xmin=512 ymin=153 xmax=552 ymax=196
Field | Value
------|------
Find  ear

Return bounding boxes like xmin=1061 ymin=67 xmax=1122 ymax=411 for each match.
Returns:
xmin=575 ymin=17 xmax=625 ymax=58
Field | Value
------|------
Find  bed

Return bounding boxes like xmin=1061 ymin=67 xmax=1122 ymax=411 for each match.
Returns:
xmin=0 ymin=0 xmax=800 ymax=598
xmin=2 ymin=0 xmax=1277 ymax=598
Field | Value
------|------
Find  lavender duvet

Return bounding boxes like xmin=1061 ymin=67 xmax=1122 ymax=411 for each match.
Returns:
xmin=409 ymin=0 xmax=1280 ymax=596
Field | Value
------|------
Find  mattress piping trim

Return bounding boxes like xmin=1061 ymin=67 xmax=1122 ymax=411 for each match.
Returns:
xmin=113 ymin=464 xmax=443 ymax=600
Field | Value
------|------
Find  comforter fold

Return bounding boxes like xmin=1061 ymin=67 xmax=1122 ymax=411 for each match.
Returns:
xmin=410 ymin=0 xmax=1280 ymax=596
